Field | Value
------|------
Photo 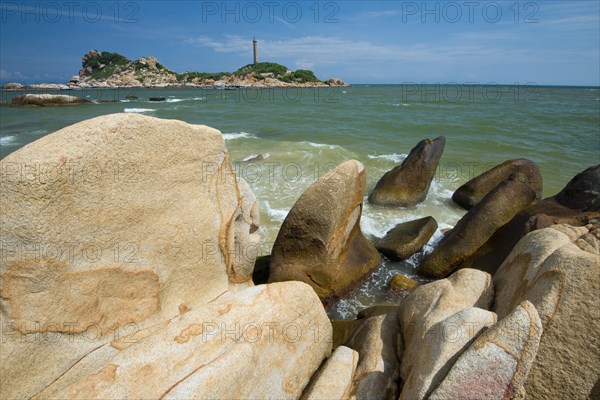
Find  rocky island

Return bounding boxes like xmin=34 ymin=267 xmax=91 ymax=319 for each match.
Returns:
xmin=3 ymin=50 xmax=349 ymax=90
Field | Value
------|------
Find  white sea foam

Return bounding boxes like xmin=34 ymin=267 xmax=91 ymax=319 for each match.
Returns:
xmin=222 ymin=132 xmax=257 ymax=140
xmin=124 ymin=108 xmax=156 ymax=113
xmin=0 ymin=135 xmax=15 ymax=146
xmin=402 ymin=103 xmax=410 ymax=106
xmin=367 ymin=153 xmax=407 ymax=163
xmin=262 ymin=201 xmax=289 ymax=222
xmin=242 ymin=153 xmax=270 ymax=162
xmin=166 ymin=98 xmax=185 ymax=103
xmin=301 ymin=141 xmax=339 ymax=149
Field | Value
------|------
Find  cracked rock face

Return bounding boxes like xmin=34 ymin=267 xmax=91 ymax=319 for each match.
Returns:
xmin=0 ymin=113 xmax=261 ymax=398
xmin=29 ymin=282 xmax=332 ymax=400
xmin=493 ymin=223 xmax=600 ymax=399
xmin=268 ymin=160 xmax=381 ymax=301
xmin=429 ymin=300 xmax=543 ymax=400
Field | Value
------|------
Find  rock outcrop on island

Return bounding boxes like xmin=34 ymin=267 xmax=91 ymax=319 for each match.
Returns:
xmin=374 ymin=216 xmax=438 ymax=261
xmin=369 ymin=136 xmax=446 ymax=207
xmin=419 ymin=177 xmax=536 ymax=278
xmin=493 ymin=223 xmax=600 ymax=399
xmin=10 ymin=94 xmax=91 ymax=106
xmin=452 ymin=158 xmax=543 ymax=209
xmin=3 ymin=82 xmax=23 ymax=90
xmin=0 ymin=113 xmax=335 ymax=399
xmin=269 ymin=160 xmax=381 ymax=302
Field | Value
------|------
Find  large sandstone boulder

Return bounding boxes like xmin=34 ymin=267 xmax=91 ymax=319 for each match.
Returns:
xmin=456 ymin=165 xmax=599 ymax=274
xmin=374 ymin=216 xmax=438 ymax=261
xmin=345 ymin=312 xmax=401 ymax=400
xmin=269 ymin=160 xmax=381 ymax=301
xmin=430 ymin=301 xmax=543 ymax=400
xmin=369 ymin=136 xmax=445 ymax=207
xmin=10 ymin=94 xmax=92 ymax=106
xmin=27 ymin=282 xmax=332 ymax=399
xmin=418 ymin=178 xmax=536 ymax=278
xmin=0 ymin=113 xmax=260 ymax=398
xmin=399 ymin=307 xmax=496 ymax=400
xmin=452 ymin=158 xmax=543 ymax=209
xmin=493 ymin=224 xmax=600 ymax=399
xmin=398 ymin=269 xmax=494 ymax=388
xmin=302 ymin=345 xmax=358 ymax=400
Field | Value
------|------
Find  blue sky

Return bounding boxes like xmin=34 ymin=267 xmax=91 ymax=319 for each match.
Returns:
xmin=1 ymin=0 xmax=599 ymax=85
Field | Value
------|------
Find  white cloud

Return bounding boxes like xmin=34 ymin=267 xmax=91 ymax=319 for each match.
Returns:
xmin=353 ymin=10 xmax=401 ymax=19
xmin=184 ymin=34 xmax=522 ymax=64
xmin=295 ymin=60 xmax=315 ymax=70
xmin=0 ymin=69 xmax=26 ymax=81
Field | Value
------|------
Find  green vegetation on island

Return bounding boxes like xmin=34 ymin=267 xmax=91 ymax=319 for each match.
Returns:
xmin=80 ymin=51 xmax=326 ymax=85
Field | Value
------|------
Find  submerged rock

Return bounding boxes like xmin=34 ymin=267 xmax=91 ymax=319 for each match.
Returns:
xmin=430 ymin=301 xmax=542 ymax=400
xmin=389 ymin=274 xmax=419 ymax=294
xmin=374 ymin=216 xmax=438 ymax=260
xmin=418 ymin=178 xmax=536 ymax=278
xmin=452 ymin=158 xmax=543 ymax=209
xmin=369 ymin=136 xmax=446 ymax=207
xmin=493 ymin=224 xmax=600 ymax=399
xmin=10 ymin=94 xmax=91 ymax=106
xmin=269 ymin=160 xmax=381 ymax=301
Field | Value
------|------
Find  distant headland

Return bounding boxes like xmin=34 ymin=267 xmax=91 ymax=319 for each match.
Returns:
xmin=3 ymin=48 xmax=349 ymax=90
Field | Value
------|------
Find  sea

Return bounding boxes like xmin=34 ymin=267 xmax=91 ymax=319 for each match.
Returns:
xmin=1 ymin=85 xmax=599 ymax=319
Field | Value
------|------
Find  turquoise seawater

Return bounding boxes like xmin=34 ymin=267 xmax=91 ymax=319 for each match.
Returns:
xmin=1 ymin=85 xmax=599 ymax=318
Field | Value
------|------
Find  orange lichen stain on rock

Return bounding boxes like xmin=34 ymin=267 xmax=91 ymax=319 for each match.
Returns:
xmin=179 ymin=303 xmax=190 ymax=315
xmin=174 ymin=323 xmax=204 ymax=344
xmin=96 ymin=364 xmax=119 ymax=383
xmin=217 ymin=303 xmax=232 ymax=316
xmin=0 ymin=258 xmax=160 ymax=335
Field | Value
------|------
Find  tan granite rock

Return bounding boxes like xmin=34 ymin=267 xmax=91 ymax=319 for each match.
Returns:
xmin=30 ymin=282 xmax=332 ymax=399
xmin=493 ymin=224 xmax=600 ymax=399
xmin=399 ymin=307 xmax=497 ymax=400
xmin=302 ymin=345 xmax=358 ymax=400
xmin=399 ymin=269 xmax=494 ymax=384
xmin=430 ymin=300 xmax=542 ymax=400
xmin=269 ymin=160 xmax=381 ymax=301
xmin=0 ymin=113 xmax=260 ymax=398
